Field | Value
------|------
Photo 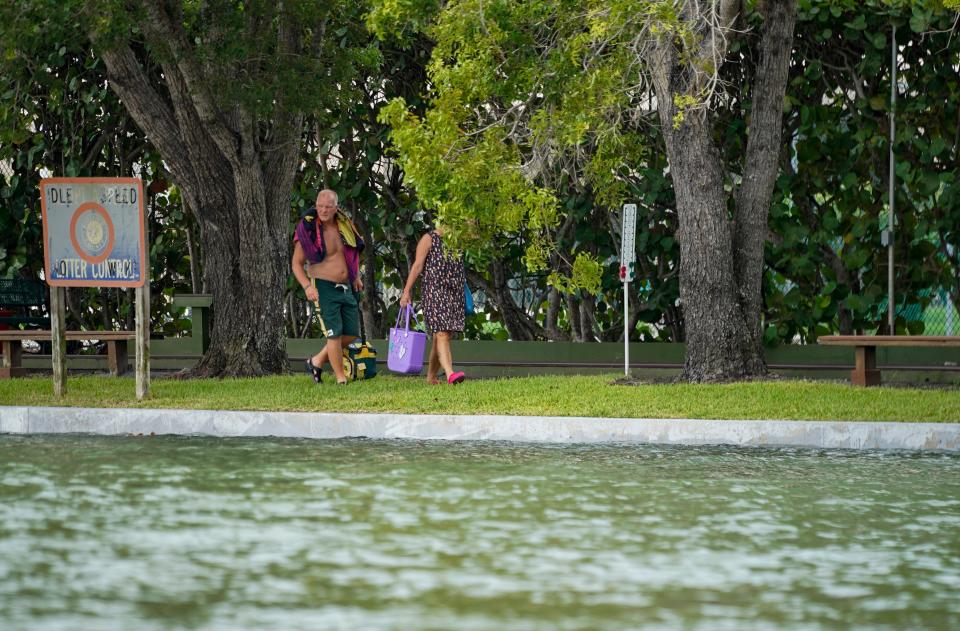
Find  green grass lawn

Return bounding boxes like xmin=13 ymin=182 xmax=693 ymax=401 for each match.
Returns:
xmin=1 ymin=374 xmax=958 ymax=422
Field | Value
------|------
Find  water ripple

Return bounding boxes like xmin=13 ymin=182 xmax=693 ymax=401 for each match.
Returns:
xmin=0 ymin=436 xmax=958 ymax=630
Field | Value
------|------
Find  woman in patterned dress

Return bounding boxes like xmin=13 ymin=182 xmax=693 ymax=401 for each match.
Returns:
xmin=399 ymin=226 xmax=467 ymax=384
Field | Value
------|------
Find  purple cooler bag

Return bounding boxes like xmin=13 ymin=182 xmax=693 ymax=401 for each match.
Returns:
xmin=387 ymin=305 xmax=427 ymax=374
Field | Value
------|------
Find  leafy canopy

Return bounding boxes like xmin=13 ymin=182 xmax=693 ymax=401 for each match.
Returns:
xmin=370 ymin=0 xmax=691 ymax=293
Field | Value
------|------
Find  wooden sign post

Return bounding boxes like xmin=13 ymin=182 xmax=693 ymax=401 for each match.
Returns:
xmin=39 ymin=178 xmax=149 ymax=399
xmin=135 ymin=278 xmax=150 ymax=400
xmin=50 ymin=286 xmax=66 ymax=397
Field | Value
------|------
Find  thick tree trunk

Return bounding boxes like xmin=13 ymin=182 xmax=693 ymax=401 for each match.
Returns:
xmin=660 ymin=113 xmax=762 ymax=381
xmin=648 ymin=0 xmax=795 ymax=381
xmin=188 ymin=165 xmax=291 ymax=376
xmin=93 ymin=2 xmax=305 ymax=376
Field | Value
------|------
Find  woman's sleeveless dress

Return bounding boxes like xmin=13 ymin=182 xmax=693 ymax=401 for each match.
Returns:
xmin=421 ymin=231 xmax=465 ymax=335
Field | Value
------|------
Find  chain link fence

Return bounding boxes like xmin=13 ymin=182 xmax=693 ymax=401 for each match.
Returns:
xmin=884 ymin=289 xmax=958 ymax=335
xmin=916 ymin=290 xmax=958 ymax=336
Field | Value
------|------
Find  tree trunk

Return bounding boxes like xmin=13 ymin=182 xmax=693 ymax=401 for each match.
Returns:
xmin=65 ymin=287 xmax=82 ymax=328
xmin=188 ymin=164 xmax=291 ymax=376
xmin=578 ymin=295 xmax=597 ymax=342
xmin=478 ymin=259 xmax=547 ymax=341
xmin=544 ymin=286 xmax=568 ymax=341
xmin=287 ymin=292 xmax=300 ymax=339
xmin=92 ymin=3 xmax=305 ymax=376
xmin=352 ymin=209 xmax=383 ymax=339
xmin=649 ymin=0 xmax=796 ymax=381
xmin=183 ymin=198 xmax=202 ymax=294
xmin=733 ymin=0 xmax=798 ymax=360
xmin=565 ymin=292 xmax=582 ymax=342
xmin=661 ymin=113 xmax=760 ymax=380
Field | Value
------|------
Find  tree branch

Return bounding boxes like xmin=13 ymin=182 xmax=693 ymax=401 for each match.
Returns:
xmin=137 ymin=0 xmax=241 ymax=163
xmin=94 ymin=42 xmax=196 ymax=192
xmin=688 ymin=0 xmax=742 ymax=98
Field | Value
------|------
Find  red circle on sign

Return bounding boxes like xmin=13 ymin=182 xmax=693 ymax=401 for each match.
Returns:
xmin=69 ymin=201 xmax=115 ymax=265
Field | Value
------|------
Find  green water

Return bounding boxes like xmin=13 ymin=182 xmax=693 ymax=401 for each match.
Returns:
xmin=0 ymin=436 xmax=958 ymax=630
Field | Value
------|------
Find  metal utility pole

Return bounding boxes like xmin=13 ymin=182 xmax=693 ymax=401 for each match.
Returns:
xmin=887 ymin=25 xmax=896 ymax=334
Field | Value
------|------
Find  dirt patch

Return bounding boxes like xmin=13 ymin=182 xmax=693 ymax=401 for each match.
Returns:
xmin=611 ymin=372 xmax=787 ymax=386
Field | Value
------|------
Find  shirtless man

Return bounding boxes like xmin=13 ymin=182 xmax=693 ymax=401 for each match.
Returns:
xmin=291 ymin=189 xmax=364 ymax=385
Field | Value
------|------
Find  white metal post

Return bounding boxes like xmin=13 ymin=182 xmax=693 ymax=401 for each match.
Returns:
xmin=888 ymin=24 xmax=896 ymax=333
xmin=624 ymin=282 xmax=629 ymax=376
xmin=620 ymin=203 xmax=637 ymax=377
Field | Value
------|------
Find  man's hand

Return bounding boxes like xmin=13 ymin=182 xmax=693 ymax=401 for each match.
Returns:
xmin=305 ymin=285 xmax=319 ymax=303
xmin=353 ymin=277 xmax=363 ymax=292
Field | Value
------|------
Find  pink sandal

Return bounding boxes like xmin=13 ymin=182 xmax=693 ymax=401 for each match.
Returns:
xmin=447 ymin=371 xmax=466 ymax=385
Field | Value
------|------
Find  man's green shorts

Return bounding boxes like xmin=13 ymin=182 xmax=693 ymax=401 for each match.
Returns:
xmin=313 ymin=278 xmax=360 ymax=338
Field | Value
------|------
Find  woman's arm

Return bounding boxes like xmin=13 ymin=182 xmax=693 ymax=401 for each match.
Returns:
xmin=399 ymin=233 xmax=432 ymax=307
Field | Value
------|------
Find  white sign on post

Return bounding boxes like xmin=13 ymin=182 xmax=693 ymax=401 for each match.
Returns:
xmin=620 ymin=203 xmax=638 ymax=376
xmin=621 ymin=203 xmax=637 ymax=268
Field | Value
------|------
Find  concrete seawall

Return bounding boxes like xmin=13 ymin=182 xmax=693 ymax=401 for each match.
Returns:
xmin=2 ymin=406 xmax=958 ymax=450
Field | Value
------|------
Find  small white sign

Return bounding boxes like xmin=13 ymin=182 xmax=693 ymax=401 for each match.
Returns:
xmin=621 ymin=203 xmax=637 ymax=264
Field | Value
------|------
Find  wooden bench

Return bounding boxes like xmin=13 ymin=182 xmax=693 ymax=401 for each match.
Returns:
xmin=0 ymin=330 xmax=136 ymax=378
xmin=818 ymin=335 xmax=960 ymax=386
xmin=0 ymin=278 xmax=49 ymax=329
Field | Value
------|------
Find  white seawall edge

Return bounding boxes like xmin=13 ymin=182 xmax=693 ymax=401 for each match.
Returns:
xmin=1 ymin=406 xmax=958 ymax=450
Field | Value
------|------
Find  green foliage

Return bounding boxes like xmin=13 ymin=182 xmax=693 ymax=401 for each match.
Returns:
xmin=0 ymin=4 xmax=103 ymax=280
xmin=1 ymin=0 xmax=392 ymax=340
xmin=288 ymin=16 xmax=439 ymax=337
xmin=3 ymin=0 xmax=956 ymax=348
xmin=368 ymin=0 xmax=722 ymax=340
xmin=365 ymin=0 xmax=443 ymax=43
xmin=548 ymin=252 xmax=603 ymax=295
xmin=671 ymin=94 xmax=700 ymax=129
xmin=376 ymin=0 xmax=959 ymax=345
xmin=0 ymin=1 xmax=195 ymax=331
xmin=379 ymin=97 xmax=560 ymax=272
xmin=375 ymin=0 xmax=652 ymax=290
xmin=760 ymin=0 xmax=960 ymax=343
